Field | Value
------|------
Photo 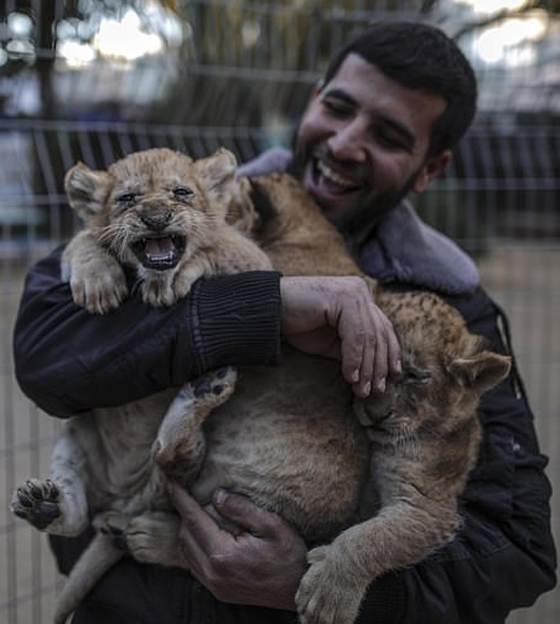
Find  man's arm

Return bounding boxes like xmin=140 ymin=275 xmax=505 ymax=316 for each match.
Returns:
xmin=13 ymin=246 xmax=281 ymax=417
xmin=13 ymin=247 xmax=400 ymax=417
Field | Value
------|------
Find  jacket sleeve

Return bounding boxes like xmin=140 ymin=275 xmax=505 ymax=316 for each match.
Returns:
xmin=13 ymin=246 xmax=281 ymax=418
xmin=355 ymin=287 xmax=557 ymax=624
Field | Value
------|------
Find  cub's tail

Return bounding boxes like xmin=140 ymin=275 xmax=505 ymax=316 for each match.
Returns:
xmin=53 ymin=531 xmax=123 ymax=624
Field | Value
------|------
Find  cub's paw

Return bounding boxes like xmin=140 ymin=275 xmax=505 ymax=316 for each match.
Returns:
xmin=296 ymin=546 xmax=366 ymax=624
xmin=140 ymin=280 xmax=176 ymax=307
xmin=191 ymin=366 xmax=237 ymax=406
xmin=93 ymin=511 xmax=130 ymax=552
xmin=66 ymin=252 xmax=128 ymax=314
xmin=11 ymin=479 xmax=61 ymax=531
xmin=172 ymin=265 xmax=206 ymax=301
xmin=126 ymin=511 xmax=185 ymax=568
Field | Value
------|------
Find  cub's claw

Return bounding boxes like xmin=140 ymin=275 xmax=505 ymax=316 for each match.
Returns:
xmin=11 ymin=479 xmax=61 ymax=530
xmin=192 ymin=366 xmax=237 ymax=400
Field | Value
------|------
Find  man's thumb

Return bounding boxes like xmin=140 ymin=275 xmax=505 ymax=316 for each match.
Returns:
xmin=212 ymin=489 xmax=279 ymax=537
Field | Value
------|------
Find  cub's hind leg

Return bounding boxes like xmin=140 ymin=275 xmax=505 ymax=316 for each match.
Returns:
xmin=125 ymin=510 xmax=187 ymax=569
xmin=153 ymin=367 xmax=237 ymax=484
xmin=11 ymin=423 xmax=89 ymax=536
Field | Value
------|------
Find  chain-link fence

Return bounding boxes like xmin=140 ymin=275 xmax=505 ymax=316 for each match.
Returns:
xmin=1 ymin=1 xmax=558 ymax=622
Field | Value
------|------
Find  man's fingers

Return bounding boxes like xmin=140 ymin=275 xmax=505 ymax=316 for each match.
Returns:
xmin=370 ymin=318 xmax=389 ymax=393
xmin=339 ymin=319 xmax=367 ymax=390
xmin=335 ymin=285 xmax=386 ymax=397
xmin=386 ymin=316 xmax=402 ymax=377
xmin=280 ymin=275 xmax=401 ymax=397
xmin=169 ymin=483 xmax=226 ymax=554
xmin=212 ymin=489 xmax=283 ymax=538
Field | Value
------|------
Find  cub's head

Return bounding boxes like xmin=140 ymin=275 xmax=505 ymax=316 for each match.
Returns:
xmin=65 ymin=147 xmax=237 ymax=271
xmin=359 ymin=290 xmax=511 ymax=451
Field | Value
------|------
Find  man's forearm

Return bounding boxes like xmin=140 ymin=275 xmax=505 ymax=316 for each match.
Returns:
xmin=13 ymin=247 xmax=281 ymax=417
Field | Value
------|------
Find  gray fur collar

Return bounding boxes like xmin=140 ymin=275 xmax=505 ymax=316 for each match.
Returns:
xmin=238 ymin=147 xmax=479 ymax=295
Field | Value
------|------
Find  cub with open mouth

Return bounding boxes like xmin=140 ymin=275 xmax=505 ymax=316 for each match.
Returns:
xmin=61 ymin=147 xmax=271 ymax=310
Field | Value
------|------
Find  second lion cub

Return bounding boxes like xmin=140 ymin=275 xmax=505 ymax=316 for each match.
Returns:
xmin=12 ymin=148 xmax=511 ymax=624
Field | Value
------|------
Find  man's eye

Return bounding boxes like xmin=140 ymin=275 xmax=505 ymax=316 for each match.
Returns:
xmin=173 ymin=186 xmax=194 ymax=199
xmin=376 ymin=131 xmax=406 ymax=151
xmin=116 ymin=193 xmax=138 ymax=205
xmin=323 ymin=100 xmax=349 ymax=117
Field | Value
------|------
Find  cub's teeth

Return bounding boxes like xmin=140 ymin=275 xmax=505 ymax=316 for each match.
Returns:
xmin=317 ymin=161 xmax=356 ymax=188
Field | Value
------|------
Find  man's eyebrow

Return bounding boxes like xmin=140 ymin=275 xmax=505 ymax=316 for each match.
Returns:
xmin=322 ymin=87 xmax=416 ymax=149
xmin=322 ymin=88 xmax=357 ymax=108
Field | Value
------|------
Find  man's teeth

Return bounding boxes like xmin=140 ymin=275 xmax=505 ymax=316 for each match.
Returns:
xmin=317 ymin=160 xmax=357 ymax=189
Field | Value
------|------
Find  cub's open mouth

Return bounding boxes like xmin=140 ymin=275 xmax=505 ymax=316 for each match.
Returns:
xmin=131 ymin=235 xmax=186 ymax=270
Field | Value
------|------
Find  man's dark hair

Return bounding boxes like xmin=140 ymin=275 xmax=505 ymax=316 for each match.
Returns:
xmin=322 ymin=22 xmax=477 ymax=157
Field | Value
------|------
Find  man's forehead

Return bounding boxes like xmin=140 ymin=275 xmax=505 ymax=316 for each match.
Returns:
xmin=324 ymin=54 xmax=446 ymax=136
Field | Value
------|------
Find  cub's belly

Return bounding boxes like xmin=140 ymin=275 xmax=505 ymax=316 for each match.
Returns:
xmin=191 ymin=354 xmax=370 ymax=541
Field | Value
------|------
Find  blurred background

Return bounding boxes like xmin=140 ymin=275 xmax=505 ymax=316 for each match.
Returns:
xmin=0 ymin=0 xmax=558 ymax=622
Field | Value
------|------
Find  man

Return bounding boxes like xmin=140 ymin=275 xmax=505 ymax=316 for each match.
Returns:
xmin=13 ymin=21 xmax=556 ymax=624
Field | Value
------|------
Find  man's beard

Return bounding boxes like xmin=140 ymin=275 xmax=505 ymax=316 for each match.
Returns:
xmin=288 ymin=134 xmax=421 ymax=246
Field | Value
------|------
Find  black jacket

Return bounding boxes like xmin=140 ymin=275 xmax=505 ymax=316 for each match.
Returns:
xmin=13 ymin=247 xmax=557 ymax=624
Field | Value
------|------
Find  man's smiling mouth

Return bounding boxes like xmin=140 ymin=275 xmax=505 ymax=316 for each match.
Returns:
xmin=313 ymin=158 xmax=361 ymax=193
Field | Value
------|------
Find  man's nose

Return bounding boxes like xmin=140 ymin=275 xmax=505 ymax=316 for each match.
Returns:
xmin=327 ymin=121 xmax=368 ymax=163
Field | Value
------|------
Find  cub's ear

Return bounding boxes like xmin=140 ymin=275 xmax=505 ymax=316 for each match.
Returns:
xmin=64 ymin=162 xmax=111 ymax=222
xmin=194 ymin=148 xmax=238 ymax=210
xmin=449 ymin=351 xmax=512 ymax=395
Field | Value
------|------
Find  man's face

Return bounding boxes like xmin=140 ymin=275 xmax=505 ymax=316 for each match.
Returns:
xmin=293 ymin=53 xmax=451 ymax=232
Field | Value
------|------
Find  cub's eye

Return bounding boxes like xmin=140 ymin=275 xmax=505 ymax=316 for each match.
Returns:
xmin=173 ymin=186 xmax=194 ymax=199
xmin=400 ymin=368 xmax=432 ymax=386
xmin=116 ymin=193 xmax=138 ymax=206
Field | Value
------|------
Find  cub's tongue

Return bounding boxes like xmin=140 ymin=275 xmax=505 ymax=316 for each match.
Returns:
xmin=145 ymin=237 xmax=174 ymax=259
xmin=132 ymin=235 xmax=185 ymax=270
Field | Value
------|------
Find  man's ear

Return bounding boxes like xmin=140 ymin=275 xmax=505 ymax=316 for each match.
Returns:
xmin=448 ymin=351 xmax=512 ymax=396
xmin=194 ymin=148 xmax=238 ymax=209
xmin=413 ymin=149 xmax=452 ymax=194
xmin=64 ymin=162 xmax=111 ymax=222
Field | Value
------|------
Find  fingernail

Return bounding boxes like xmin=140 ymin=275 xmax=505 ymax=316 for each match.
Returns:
xmin=214 ymin=488 xmax=228 ymax=506
xmin=395 ymin=360 xmax=402 ymax=374
xmin=352 ymin=369 xmax=360 ymax=383
xmin=377 ymin=378 xmax=386 ymax=392
xmin=363 ymin=381 xmax=371 ymax=396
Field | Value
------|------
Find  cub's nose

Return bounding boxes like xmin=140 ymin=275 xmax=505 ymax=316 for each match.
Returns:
xmin=139 ymin=210 xmax=172 ymax=231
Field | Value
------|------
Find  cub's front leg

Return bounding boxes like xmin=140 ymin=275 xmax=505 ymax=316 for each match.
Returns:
xmin=11 ymin=422 xmax=90 ymax=536
xmin=296 ymin=479 xmax=458 ymax=624
xmin=296 ymin=540 xmax=370 ymax=624
xmin=139 ymin=250 xmax=217 ymax=307
xmin=62 ymin=230 xmax=128 ymax=314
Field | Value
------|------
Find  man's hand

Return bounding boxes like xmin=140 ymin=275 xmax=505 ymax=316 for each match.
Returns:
xmin=280 ymin=276 xmax=401 ymax=397
xmin=169 ymin=484 xmax=308 ymax=611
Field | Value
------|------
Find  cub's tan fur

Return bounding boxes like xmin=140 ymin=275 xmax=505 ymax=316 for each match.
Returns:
xmin=61 ymin=147 xmax=271 ymax=311
xmin=12 ymin=149 xmax=511 ymax=624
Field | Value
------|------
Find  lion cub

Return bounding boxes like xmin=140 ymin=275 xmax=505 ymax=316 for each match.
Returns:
xmin=59 ymin=147 xmax=271 ymax=311
xmin=12 ymin=150 xmax=511 ymax=624
xmin=11 ymin=148 xmax=272 ymax=624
